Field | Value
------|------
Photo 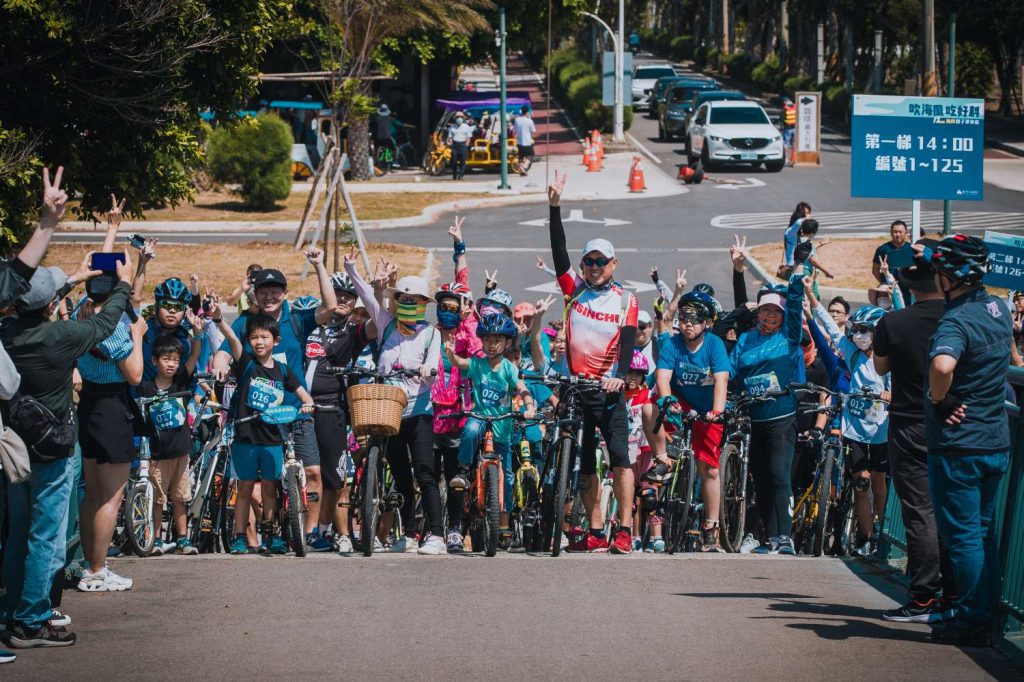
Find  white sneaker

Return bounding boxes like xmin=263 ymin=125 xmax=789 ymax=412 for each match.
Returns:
xmin=417 ymin=533 xmax=446 ymax=555
xmin=560 ymin=534 xmax=569 ymax=549
xmin=372 ymin=537 xmax=385 ymax=553
xmin=446 ymin=531 xmax=465 ymax=553
xmin=390 ymin=536 xmax=419 ymax=553
xmin=739 ymin=533 xmax=759 ymax=554
xmin=49 ymin=610 xmax=71 ymax=628
xmin=77 ymin=566 xmax=132 ymax=592
xmin=336 ymin=535 xmax=354 ymax=554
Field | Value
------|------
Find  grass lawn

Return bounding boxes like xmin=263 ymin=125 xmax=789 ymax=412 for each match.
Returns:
xmin=135 ymin=190 xmax=481 ymax=222
xmin=43 ymin=241 xmax=427 ymax=301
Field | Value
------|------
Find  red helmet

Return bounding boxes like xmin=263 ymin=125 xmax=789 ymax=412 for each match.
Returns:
xmin=434 ymin=281 xmax=472 ymax=304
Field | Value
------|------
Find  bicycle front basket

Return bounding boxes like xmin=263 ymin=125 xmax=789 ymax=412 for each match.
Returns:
xmin=346 ymin=384 xmax=408 ymax=437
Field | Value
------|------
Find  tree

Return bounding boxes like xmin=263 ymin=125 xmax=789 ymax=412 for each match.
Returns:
xmin=0 ymin=0 xmax=289 ymax=247
xmin=316 ymin=0 xmax=494 ymax=180
xmin=208 ymin=113 xmax=294 ymax=210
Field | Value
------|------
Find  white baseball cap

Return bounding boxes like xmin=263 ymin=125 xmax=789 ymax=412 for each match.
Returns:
xmin=582 ymin=238 xmax=615 ymax=259
xmin=391 ymin=276 xmax=431 ymax=300
xmin=758 ymin=293 xmax=785 ymax=310
xmin=638 ymin=310 xmax=653 ymax=325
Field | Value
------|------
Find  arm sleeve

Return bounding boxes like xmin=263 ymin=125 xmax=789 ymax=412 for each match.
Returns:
xmin=424 ymin=327 xmax=442 ymax=375
xmin=785 ymin=275 xmax=804 ymax=347
xmin=655 ymin=279 xmax=673 ymax=300
xmin=615 ymin=294 xmax=639 ymax=379
xmin=733 ymin=268 xmax=748 ymax=308
xmin=783 ymin=220 xmax=802 ymax=266
xmin=807 ymin=314 xmax=847 ymax=391
xmin=549 ymin=205 xmax=571 ymax=278
xmin=655 ymin=337 xmax=675 ymax=371
xmin=61 ymin=283 xmax=132 ymax=358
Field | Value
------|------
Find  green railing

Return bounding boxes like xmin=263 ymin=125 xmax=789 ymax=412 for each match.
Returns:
xmin=879 ymin=365 xmax=1024 ymax=651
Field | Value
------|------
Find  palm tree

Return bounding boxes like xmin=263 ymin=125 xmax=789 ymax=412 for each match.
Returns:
xmin=318 ymin=0 xmax=494 ymax=180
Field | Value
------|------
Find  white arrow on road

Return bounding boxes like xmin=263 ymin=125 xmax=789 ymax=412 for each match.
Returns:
xmin=525 ymin=279 xmax=656 ymax=294
xmin=519 ymin=209 xmax=631 ymax=227
xmin=713 ymin=177 xmax=767 ymax=190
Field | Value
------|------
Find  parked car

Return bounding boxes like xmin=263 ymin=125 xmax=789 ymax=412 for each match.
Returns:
xmin=630 ymin=63 xmax=677 ymax=111
xmin=658 ymin=81 xmax=720 ymax=140
xmin=683 ymin=89 xmax=747 ymax=131
xmin=648 ymin=75 xmax=716 ymax=119
xmin=686 ymin=100 xmax=784 ymax=172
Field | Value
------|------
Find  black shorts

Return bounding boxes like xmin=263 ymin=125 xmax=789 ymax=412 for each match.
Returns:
xmin=518 ymin=145 xmax=535 ymax=160
xmin=580 ymin=391 xmax=630 ymax=475
xmin=79 ymin=386 xmax=136 ymax=465
xmin=845 ymin=438 xmax=889 ymax=474
xmin=313 ymin=405 xmax=348 ymax=490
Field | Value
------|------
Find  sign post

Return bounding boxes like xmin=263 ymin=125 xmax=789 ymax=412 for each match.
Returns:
xmin=794 ymin=91 xmax=821 ymax=165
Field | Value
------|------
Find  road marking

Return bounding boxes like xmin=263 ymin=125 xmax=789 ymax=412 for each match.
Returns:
xmin=55 ymin=232 xmax=273 ymax=240
xmin=711 ymin=211 xmax=1024 ymax=232
xmin=519 ymin=209 xmax=631 ymax=227
xmin=713 ymin=177 xmax=767 ymax=190
xmin=526 ymin=279 xmax=657 ymax=294
xmin=626 ymin=132 xmax=662 ymax=165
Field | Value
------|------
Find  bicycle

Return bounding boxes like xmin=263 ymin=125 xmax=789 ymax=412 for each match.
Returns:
xmin=124 ymin=389 xmax=194 ymax=557
xmin=716 ymin=393 xmax=764 ymax=552
xmin=510 ymin=417 xmax=545 ymax=553
xmin=650 ymin=407 xmax=708 ymax=554
xmin=187 ymin=392 xmax=236 ymax=554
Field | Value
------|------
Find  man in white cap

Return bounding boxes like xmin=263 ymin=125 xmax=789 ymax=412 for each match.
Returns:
xmin=547 ymin=170 xmax=639 ymax=554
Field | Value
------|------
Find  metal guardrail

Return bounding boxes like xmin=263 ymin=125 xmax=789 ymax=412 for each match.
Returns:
xmin=878 ymin=365 xmax=1024 ymax=648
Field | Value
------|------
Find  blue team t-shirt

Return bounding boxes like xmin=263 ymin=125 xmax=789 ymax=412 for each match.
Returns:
xmin=656 ymin=333 xmax=730 ymax=414
xmin=467 ymin=357 xmax=520 ymax=445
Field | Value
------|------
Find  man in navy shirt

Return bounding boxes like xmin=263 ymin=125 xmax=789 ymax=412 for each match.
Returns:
xmin=924 ymin=235 xmax=1011 ymax=647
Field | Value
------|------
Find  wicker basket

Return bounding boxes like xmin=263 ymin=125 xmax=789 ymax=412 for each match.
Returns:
xmin=346 ymin=383 xmax=408 ymax=437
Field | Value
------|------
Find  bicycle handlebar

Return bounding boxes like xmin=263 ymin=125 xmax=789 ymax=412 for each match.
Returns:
xmin=235 ymin=403 xmax=338 ymax=425
xmin=438 ymin=411 xmax=536 ymax=425
xmin=520 ymin=372 xmax=605 ymax=390
xmin=328 ymin=365 xmax=437 ymax=380
xmin=136 ymin=390 xmax=193 ymax=408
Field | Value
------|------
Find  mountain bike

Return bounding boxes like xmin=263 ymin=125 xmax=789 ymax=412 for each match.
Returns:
xmin=650 ymin=408 xmax=704 ymax=554
xmin=187 ymin=395 xmax=235 ymax=554
xmin=124 ymin=389 xmax=194 ymax=557
xmin=511 ymin=417 xmax=545 ymax=553
xmin=717 ymin=393 xmax=760 ymax=552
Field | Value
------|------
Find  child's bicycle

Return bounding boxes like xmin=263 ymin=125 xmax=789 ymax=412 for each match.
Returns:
xmin=187 ymin=394 xmax=236 ymax=554
xmin=511 ymin=418 xmax=546 ymax=552
xmin=123 ymin=389 xmax=195 ymax=557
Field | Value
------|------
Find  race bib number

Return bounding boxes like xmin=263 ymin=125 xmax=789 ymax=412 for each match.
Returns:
xmin=675 ymin=362 xmax=713 ymax=387
xmin=847 ymin=396 xmax=887 ymax=425
xmin=479 ymin=380 xmax=507 ymax=408
xmin=150 ymin=399 xmax=186 ymax=431
xmin=247 ymin=377 xmax=283 ymax=412
xmin=744 ymin=372 xmax=780 ymax=397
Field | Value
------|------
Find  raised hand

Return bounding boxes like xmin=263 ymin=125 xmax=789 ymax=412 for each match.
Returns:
xmin=650 ymin=266 xmax=660 ymax=283
xmin=107 ymin=193 xmax=126 ymax=230
xmin=484 ymin=269 xmax=498 ymax=292
xmin=189 ymin=272 xmax=200 ymax=291
xmin=305 ymin=246 xmax=325 ymax=267
xmin=802 ymin=276 xmax=815 ymax=296
xmin=675 ymin=268 xmax=687 ymax=292
xmin=68 ymin=251 xmax=103 ymax=286
xmin=41 ymin=166 xmax=68 ymax=226
xmin=730 ymin=234 xmax=747 ymax=271
xmin=114 ymin=249 xmax=133 ymax=283
xmin=448 ymin=215 xmax=465 ymax=243
xmin=535 ymin=294 xmax=557 ymax=314
xmin=878 ymin=254 xmax=890 ymax=280
xmin=547 ymin=168 xmax=567 ymax=206
xmin=344 ymin=243 xmax=360 ymax=266
xmin=535 ymin=255 xmax=547 ymax=271
xmin=206 ymin=293 xmax=224 ymax=321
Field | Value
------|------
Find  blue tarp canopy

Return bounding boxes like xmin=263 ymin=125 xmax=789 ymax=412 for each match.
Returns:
xmin=267 ymin=100 xmax=325 ymax=110
xmin=435 ymin=91 xmax=532 ymax=111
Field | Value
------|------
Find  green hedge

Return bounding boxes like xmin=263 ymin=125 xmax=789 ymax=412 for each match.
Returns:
xmin=782 ymin=75 xmax=816 ymax=98
xmin=546 ymin=47 xmax=632 ymax=133
xmin=670 ymin=35 xmax=695 ymax=61
xmin=207 ymin=113 xmax=292 ymax=210
xmin=825 ymin=85 xmax=851 ymax=119
xmin=723 ymin=52 xmax=752 ymax=82
xmin=750 ymin=54 xmax=781 ymax=92
xmin=655 ymin=31 xmax=673 ymax=56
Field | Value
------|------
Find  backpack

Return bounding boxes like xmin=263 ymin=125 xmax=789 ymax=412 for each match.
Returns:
xmin=7 ymin=392 xmax=76 ymax=462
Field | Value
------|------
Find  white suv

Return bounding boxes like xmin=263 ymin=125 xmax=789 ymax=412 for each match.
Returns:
xmin=686 ymin=100 xmax=784 ymax=172
xmin=631 ymin=63 xmax=676 ymax=111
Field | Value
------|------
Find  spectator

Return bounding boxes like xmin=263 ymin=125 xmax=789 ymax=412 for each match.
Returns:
xmin=873 ymin=220 xmax=912 ymax=301
xmin=924 ymin=235 xmax=1011 ymax=647
xmin=827 ymin=296 xmax=850 ymax=332
xmin=0 ymin=168 xmax=69 ymax=308
xmin=447 ymin=113 xmax=472 ymax=181
xmin=873 ymin=239 xmax=958 ymax=625
xmin=513 ymin=107 xmax=536 ymax=174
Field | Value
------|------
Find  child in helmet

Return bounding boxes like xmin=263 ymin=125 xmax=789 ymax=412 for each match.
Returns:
xmin=445 ymin=313 xmax=537 ymax=543
xmin=625 ymin=350 xmax=666 ymax=552
xmin=141 ymin=277 xmax=206 ymax=382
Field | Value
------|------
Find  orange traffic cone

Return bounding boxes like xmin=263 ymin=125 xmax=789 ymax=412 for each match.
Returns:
xmin=587 ymin=144 xmax=601 ymax=172
xmin=628 ymin=156 xmax=646 ymax=192
xmin=594 ymin=131 xmax=604 ymax=161
xmin=582 ymin=137 xmax=592 ymax=167
xmin=677 ymin=162 xmax=705 ymax=185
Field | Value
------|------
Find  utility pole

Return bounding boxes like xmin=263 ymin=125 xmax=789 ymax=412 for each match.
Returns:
xmin=779 ymin=1 xmax=789 ymax=69
xmin=816 ymin=22 xmax=825 ymax=85
xmin=943 ymin=13 xmax=956 ymax=235
xmin=721 ymin=0 xmax=730 ymax=61
xmin=922 ymin=0 xmax=937 ymax=95
xmin=615 ymin=0 xmax=624 ymax=142
xmin=873 ymin=30 xmax=883 ymax=93
xmin=497 ymin=2 xmax=510 ymax=189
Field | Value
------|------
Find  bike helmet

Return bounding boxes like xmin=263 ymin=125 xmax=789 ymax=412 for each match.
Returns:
xmin=330 ymin=272 xmax=356 ymax=295
xmin=930 ymin=234 xmax=989 ymax=287
xmin=476 ymin=313 xmax=518 ymax=340
xmin=434 ymin=281 xmax=472 ymax=305
xmin=154 ymin=277 xmax=192 ymax=305
xmin=848 ymin=305 xmax=885 ymax=331
xmin=479 ymin=288 xmax=513 ymax=314
xmin=678 ymin=290 xmax=718 ymax=323
xmin=692 ymin=282 xmax=716 ymax=297
xmin=629 ymin=349 xmax=649 ymax=373
xmin=293 ymin=295 xmax=321 ymax=311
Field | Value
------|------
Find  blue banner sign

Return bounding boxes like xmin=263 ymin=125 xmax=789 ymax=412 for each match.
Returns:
xmin=851 ymin=95 xmax=984 ymax=201
xmin=984 ymin=231 xmax=1024 ymax=291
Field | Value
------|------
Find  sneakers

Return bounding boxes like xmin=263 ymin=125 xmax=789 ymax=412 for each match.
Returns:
xmin=417 ymin=533 xmax=446 ymax=555
xmin=150 ymin=541 xmax=176 ymax=557
xmin=882 ymin=598 xmax=945 ymax=624
xmin=49 ymin=610 xmax=71 ymax=628
xmin=372 ymin=536 xmax=386 ymax=553
xmin=567 ymin=532 xmax=610 ymax=553
xmin=931 ymin=622 xmax=993 ymax=647
xmin=449 ymin=468 xmax=471 ymax=491
xmin=336 ymin=534 xmax=354 ymax=554
xmin=0 ymin=648 xmax=14 ymax=663
xmin=229 ymin=535 xmax=249 ymax=555
xmin=175 ymin=538 xmax=199 ymax=556
xmin=446 ymin=531 xmax=465 ymax=554
xmin=701 ymin=524 xmax=725 ymax=553
xmin=390 ymin=535 xmax=419 ymax=553
xmin=2 ymin=622 xmax=76 ymax=648
xmin=739 ymin=533 xmax=760 ymax=554
xmin=853 ymin=536 xmax=876 ymax=558
xmin=634 ymin=537 xmax=644 ymax=552
xmin=306 ymin=532 xmax=333 ymax=553
xmin=651 ymin=537 xmax=666 ymax=553
xmin=77 ymin=566 xmax=133 ymax=592
xmin=609 ymin=529 xmax=633 ymax=554
xmin=752 ymin=536 xmax=780 ymax=555
xmin=642 ymin=461 xmax=670 ymax=483
xmin=776 ymin=536 xmax=796 ymax=556
xmin=267 ymin=537 xmax=289 ymax=555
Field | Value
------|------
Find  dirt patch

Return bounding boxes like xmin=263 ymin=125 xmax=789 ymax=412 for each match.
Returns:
xmin=43 ymin=241 xmax=426 ymax=301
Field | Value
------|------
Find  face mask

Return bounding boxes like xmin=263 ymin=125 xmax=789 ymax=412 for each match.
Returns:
xmin=852 ymin=331 xmax=873 ymax=351
xmin=396 ymin=301 xmax=427 ymax=326
xmin=876 ymin=296 xmax=892 ymax=312
xmin=436 ymin=310 xmax=461 ymax=329
xmin=455 ymin=117 xmax=464 ymax=124
xmin=480 ymin=304 xmax=502 ymax=317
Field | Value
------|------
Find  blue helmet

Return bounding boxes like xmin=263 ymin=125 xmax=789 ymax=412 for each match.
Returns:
xmin=476 ymin=313 xmax=517 ymax=340
xmin=480 ymin=288 xmax=513 ymax=314
xmin=154 ymin=277 xmax=192 ymax=305
xmin=329 ymin=272 xmax=356 ymax=295
xmin=848 ymin=305 xmax=885 ymax=331
xmin=678 ymin=290 xmax=718 ymax=323
xmin=293 ymin=295 xmax=321 ymax=311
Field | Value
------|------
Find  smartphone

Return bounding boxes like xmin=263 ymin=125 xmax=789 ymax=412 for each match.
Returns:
xmin=90 ymin=252 xmax=126 ymax=272
xmin=884 ymin=247 xmax=915 ymax=270
xmin=127 ymin=233 xmax=146 ymax=250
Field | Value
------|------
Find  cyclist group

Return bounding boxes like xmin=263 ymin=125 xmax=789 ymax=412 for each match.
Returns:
xmin=0 ymin=167 xmax=1010 ymax=652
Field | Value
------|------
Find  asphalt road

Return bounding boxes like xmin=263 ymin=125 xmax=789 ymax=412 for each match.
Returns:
xmin=9 ymin=553 xmax=1017 ymax=680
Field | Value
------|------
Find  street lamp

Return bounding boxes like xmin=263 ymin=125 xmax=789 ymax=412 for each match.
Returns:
xmin=582 ymin=11 xmax=624 ymax=142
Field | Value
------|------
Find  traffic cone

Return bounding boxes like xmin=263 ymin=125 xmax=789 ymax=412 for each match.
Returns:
xmin=628 ymin=155 xmax=646 ymax=192
xmin=677 ymin=162 xmax=704 ymax=185
xmin=594 ymin=131 xmax=604 ymax=161
xmin=582 ymin=137 xmax=592 ymax=167
xmin=587 ymin=144 xmax=601 ymax=172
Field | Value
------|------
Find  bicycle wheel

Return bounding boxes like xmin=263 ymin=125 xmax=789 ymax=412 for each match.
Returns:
xmin=665 ymin=455 xmax=696 ymax=554
xmin=521 ymin=471 xmax=540 ymax=553
xmin=285 ymin=467 xmax=306 ymax=557
xmin=483 ymin=466 xmax=500 ymax=557
xmin=810 ymin=447 xmax=834 ymax=557
xmin=548 ymin=438 xmax=573 ymax=557
xmin=718 ymin=444 xmax=746 ymax=553
xmin=361 ymin=445 xmax=381 ymax=557
xmin=126 ymin=481 xmax=157 ymax=557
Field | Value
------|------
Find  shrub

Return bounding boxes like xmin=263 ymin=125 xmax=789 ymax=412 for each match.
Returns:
xmin=954 ymin=42 xmax=994 ymax=99
xmin=751 ymin=54 xmax=781 ymax=92
xmin=670 ymin=35 xmax=696 ymax=61
xmin=723 ymin=52 xmax=752 ymax=82
xmin=207 ymin=113 xmax=292 ymax=210
xmin=782 ymin=75 xmax=815 ymax=98
xmin=557 ymin=62 xmax=593 ymax=93
xmin=568 ymin=74 xmax=601 ymax=113
xmin=825 ymin=85 xmax=851 ymax=119
xmin=655 ymin=31 xmax=673 ymax=56
xmin=707 ymin=47 xmax=720 ymax=68
xmin=694 ymin=46 xmax=708 ymax=68
xmin=546 ymin=47 xmax=576 ymax=76
xmin=638 ymin=28 xmax=656 ymax=49
xmin=543 ymin=49 xmax=632 ymax=134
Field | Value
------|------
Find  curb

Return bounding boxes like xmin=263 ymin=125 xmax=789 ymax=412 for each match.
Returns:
xmin=987 ymin=138 xmax=1024 ymax=158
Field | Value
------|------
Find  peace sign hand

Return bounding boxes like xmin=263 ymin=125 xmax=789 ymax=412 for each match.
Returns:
xmin=730 ymin=234 xmax=747 ymax=271
xmin=41 ymin=166 xmax=68 ymax=226
xmin=484 ymin=269 xmax=498 ymax=292
xmin=675 ymin=269 xmax=687 ymax=292
xmin=535 ymin=294 xmax=557 ymax=315
xmin=107 ymin=193 xmax=126 ymax=230
xmin=344 ymin=243 xmax=360 ymax=266
xmin=448 ymin=215 xmax=465 ymax=243
xmin=548 ymin=169 xmax=567 ymax=206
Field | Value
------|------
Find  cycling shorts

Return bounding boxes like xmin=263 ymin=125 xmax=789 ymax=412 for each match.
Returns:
xmin=580 ymin=391 xmax=630 ymax=475
xmin=678 ymin=398 xmax=724 ymax=469
xmin=845 ymin=438 xmax=888 ymax=474
xmin=313 ymin=406 xmax=348 ymax=490
xmin=232 ymin=440 xmax=282 ymax=482
xmin=291 ymin=417 xmax=320 ymax=468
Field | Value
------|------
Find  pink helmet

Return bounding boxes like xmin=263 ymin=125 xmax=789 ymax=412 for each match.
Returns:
xmin=629 ymin=349 xmax=649 ymax=373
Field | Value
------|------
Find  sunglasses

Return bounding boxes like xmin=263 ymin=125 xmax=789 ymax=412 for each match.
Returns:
xmin=160 ymin=300 xmax=187 ymax=312
xmin=851 ymin=325 xmax=873 ymax=335
xmin=637 ymin=322 xmax=652 ymax=331
xmin=582 ymin=257 xmax=611 ymax=268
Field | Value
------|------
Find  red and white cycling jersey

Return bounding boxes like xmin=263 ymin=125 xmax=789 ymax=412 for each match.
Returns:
xmin=557 ymin=269 xmax=638 ymax=379
xmin=626 ymin=386 xmax=651 ymax=464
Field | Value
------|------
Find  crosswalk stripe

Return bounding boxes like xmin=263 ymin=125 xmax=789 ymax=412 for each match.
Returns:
xmin=712 ymin=211 xmax=1024 ymax=232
